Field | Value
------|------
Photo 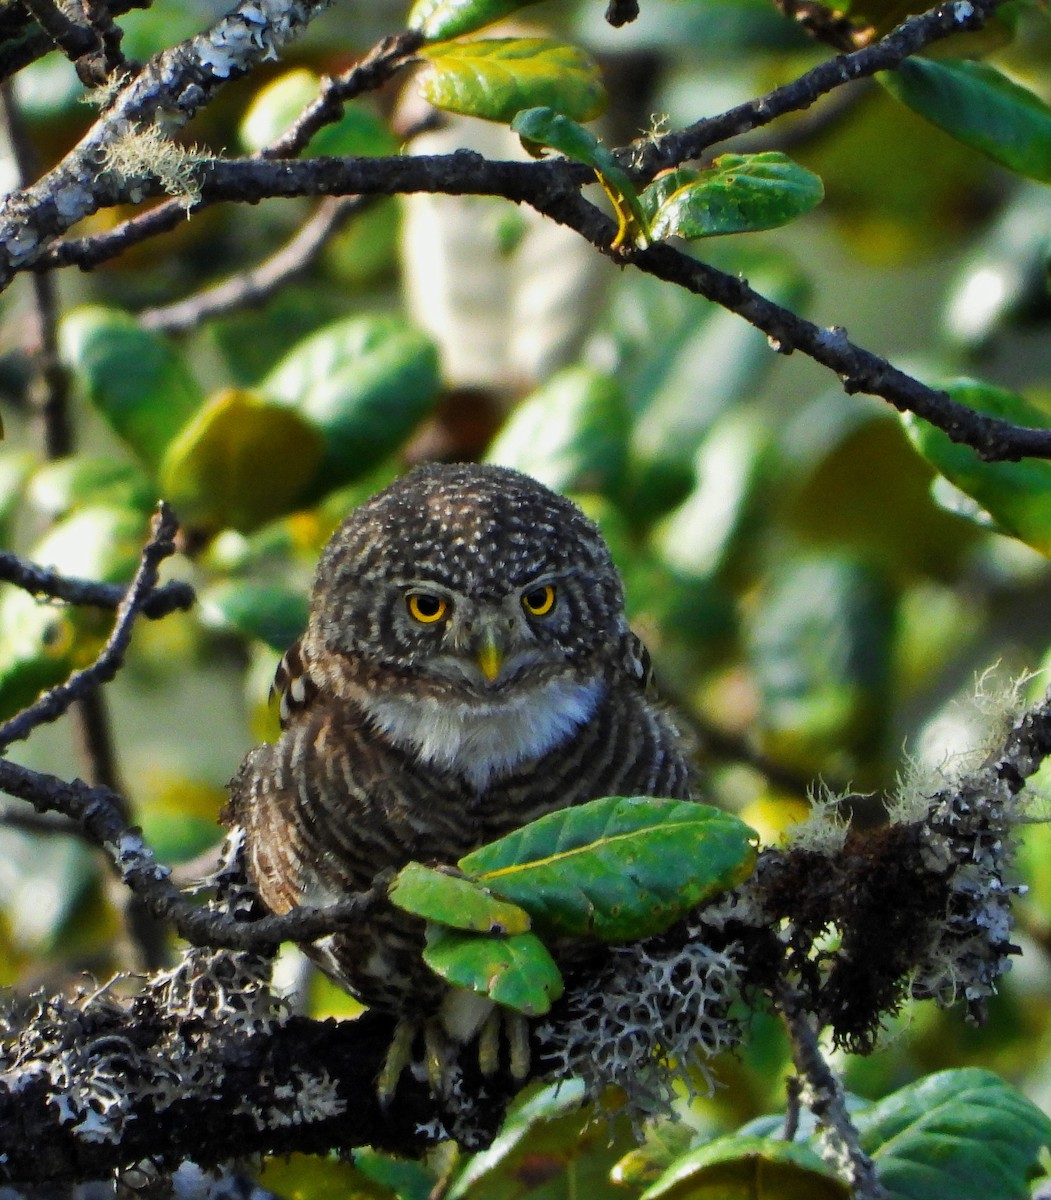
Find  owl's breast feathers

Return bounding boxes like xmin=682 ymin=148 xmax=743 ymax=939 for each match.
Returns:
xmin=226 ymin=639 xmax=692 ymax=1013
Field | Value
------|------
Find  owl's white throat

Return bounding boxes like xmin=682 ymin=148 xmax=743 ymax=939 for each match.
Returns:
xmin=362 ymin=676 xmax=605 ymax=792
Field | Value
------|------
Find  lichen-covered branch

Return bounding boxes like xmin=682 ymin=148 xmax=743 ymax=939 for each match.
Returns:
xmin=0 ymin=673 xmax=1042 ymax=1183
xmin=0 ymin=952 xmax=462 ymax=1185
xmin=780 ymin=989 xmax=888 ymax=1200
xmin=0 ymin=0 xmax=332 ymax=285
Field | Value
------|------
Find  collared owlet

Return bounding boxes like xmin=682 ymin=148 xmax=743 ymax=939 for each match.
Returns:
xmin=225 ymin=463 xmax=693 ymax=1078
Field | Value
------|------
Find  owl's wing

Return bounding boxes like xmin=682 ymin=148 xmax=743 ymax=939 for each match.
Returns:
xmin=271 ymin=637 xmax=319 ymax=728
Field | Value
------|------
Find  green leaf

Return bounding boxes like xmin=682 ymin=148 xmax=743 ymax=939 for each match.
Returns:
xmin=160 ymin=388 xmax=324 ymax=535
xmin=28 ymin=456 xmax=154 ymax=519
xmin=901 ymin=378 xmax=1051 ymax=555
xmin=59 ymin=307 xmax=205 ymax=470
xmin=614 ymin=253 xmax=807 ymax=516
xmin=262 ymin=316 xmax=440 ymax=496
xmin=459 ymin=796 xmax=757 ymax=942
xmin=422 ymin=926 xmax=563 ymax=1015
xmin=198 ymin=581 xmax=309 ymax=652
xmin=641 ymin=1135 xmax=851 ymax=1200
xmin=855 ymin=1069 xmax=1051 ymax=1200
xmin=409 ymin=0 xmax=545 ymax=40
xmin=417 ymin=40 xmax=606 ymax=125
xmin=449 ymin=1079 xmax=632 ymax=1200
xmin=512 ymin=106 xmax=648 ymax=249
xmin=353 ymin=1148 xmax=434 ymax=1200
xmin=880 ymin=58 xmax=1051 ymax=183
xmin=389 ymin=862 xmax=532 ymax=934
xmin=641 ymin=153 xmax=824 ymax=241
xmin=260 ymin=1153 xmax=401 ymax=1200
xmin=0 ymin=505 xmax=147 ymax=718
xmin=0 ymin=450 xmax=34 ymax=541
xmin=747 ymin=554 xmax=895 ymax=778
xmin=485 ymin=366 xmax=630 ymax=500
xmin=240 ymin=69 xmax=398 ymax=157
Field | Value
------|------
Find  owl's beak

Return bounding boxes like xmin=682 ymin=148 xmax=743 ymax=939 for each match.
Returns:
xmin=476 ymin=630 xmax=504 ymax=684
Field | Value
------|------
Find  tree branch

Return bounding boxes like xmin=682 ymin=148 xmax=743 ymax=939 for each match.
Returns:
xmin=0 ymin=503 xmax=182 ymax=748
xmin=138 ymin=195 xmax=367 ymax=334
xmin=0 ymin=549 xmax=194 ymax=617
xmin=780 ymin=987 xmax=888 ymax=1200
xmin=631 ymin=0 xmax=1000 ymax=174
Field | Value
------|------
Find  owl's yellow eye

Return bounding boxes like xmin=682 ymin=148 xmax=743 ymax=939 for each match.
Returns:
xmin=522 ymin=585 xmax=556 ymax=616
xmin=407 ymin=592 xmax=448 ymax=624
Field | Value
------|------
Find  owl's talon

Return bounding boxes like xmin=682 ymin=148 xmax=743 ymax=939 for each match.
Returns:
xmin=378 ymin=1018 xmax=417 ymax=1107
xmin=506 ymin=1011 xmax=531 ymax=1081
xmin=478 ymin=1010 xmax=500 ymax=1077
xmin=424 ymin=1016 xmax=454 ymax=1097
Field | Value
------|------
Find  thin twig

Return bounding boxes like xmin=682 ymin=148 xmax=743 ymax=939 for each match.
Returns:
xmin=20 ymin=0 xmax=117 ymax=85
xmin=263 ymin=30 xmax=424 ymax=160
xmin=780 ymin=985 xmax=888 ymax=1199
xmin=630 ymin=0 xmax=997 ymax=173
xmin=0 ymin=754 xmax=386 ymax=948
xmin=0 ymin=504 xmax=181 ymax=749
xmin=138 ymin=196 xmax=366 ymax=334
xmin=0 ymin=550 xmax=194 ymax=617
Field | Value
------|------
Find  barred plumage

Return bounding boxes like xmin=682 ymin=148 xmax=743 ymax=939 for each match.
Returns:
xmin=225 ymin=463 xmax=693 ymax=1025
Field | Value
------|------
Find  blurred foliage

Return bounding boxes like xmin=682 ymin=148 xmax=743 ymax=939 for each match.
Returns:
xmin=1 ymin=0 xmax=1051 ymax=1194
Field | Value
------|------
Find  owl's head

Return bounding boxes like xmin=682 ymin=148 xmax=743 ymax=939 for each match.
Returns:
xmin=306 ymin=463 xmax=630 ymax=700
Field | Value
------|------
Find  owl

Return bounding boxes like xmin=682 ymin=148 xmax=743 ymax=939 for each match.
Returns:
xmin=225 ymin=463 xmax=693 ymax=1089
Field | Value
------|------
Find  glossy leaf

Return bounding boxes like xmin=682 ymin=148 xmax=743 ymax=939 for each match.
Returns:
xmin=485 ymin=366 xmax=630 ymax=499
xmin=389 ymin=862 xmax=532 ymax=934
xmin=449 ymin=1079 xmax=631 ymax=1200
xmin=512 ymin=106 xmax=648 ymax=248
xmin=459 ymin=796 xmax=757 ymax=942
xmin=259 ymin=1153 xmax=400 ymax=1200
xmin=353 ymin=1148 xmax=434 ymax=1200
xmin=422 ymin=926 xmax=563 ymax=1015
xmin=417 ymin=40 xmax=606 ymax=125
xmin=881 ymin=58 xmax=1051 ymax=182
xmin=902 ymin=378 xmax=1051 ymax=555
xmin=59 ymin=307 xmax=204 ymax=469
xmin=641 ymin=1136 xmax=850 ymax=1200
xmin=160 ymin=388 xmax=324 ymax=535
xmin=198 ymin=581 xmax=309 ymax=652
xmin=409 ymin=0 xmax=545 ymax=40
xmin=641 ymin=153 xmax=824 ymax=241
xmin=856 ymin=1069 xmax=1051 ymax=1200
xmin=263 ymin=316 xmax=440 ymax=495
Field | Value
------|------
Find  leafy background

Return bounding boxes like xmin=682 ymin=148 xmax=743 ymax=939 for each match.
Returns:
xmin=1 ymin=0 xmax=1051 ymax=1194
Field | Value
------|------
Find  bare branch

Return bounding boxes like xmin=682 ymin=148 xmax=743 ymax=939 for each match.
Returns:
xmin=0 ymin=549 xmax=194 ymax=617
xmin=139 ymin=196 xmax=367 ymax=334
xmin=632 ymin=0 xmax=999 ymax=173
xmin=262 ymin=30 xmax=424 ymax=160
xmin=0 ymin=503 xmax=182 ymax=748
